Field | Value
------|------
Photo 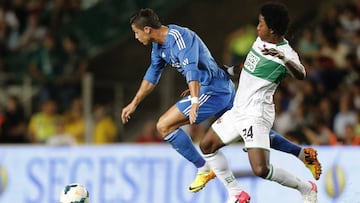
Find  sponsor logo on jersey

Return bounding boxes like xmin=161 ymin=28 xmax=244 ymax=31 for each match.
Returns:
xmin=244 ymin=51 xmax=260 ymax=72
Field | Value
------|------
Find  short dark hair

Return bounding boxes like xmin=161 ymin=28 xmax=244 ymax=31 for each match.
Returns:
xmin=130 ymin=8 xmax=162 ymax=29
xmin=260 ymin=2 xmax=289 ymax=36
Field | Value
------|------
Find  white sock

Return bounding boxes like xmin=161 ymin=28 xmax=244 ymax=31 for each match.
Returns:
xmin=198 ymin=161 xmax=210 ymax=173
xmin=298 ymin=148 xmax=305 ymax=162
xmin=266 ymin=164 xmax=311 ymax=194
xmin=205 ymin=150 xmax=242 ymax=196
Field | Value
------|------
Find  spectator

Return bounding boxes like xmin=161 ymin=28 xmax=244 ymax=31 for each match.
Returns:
xmin=0 ymin=95 xmax=27 ymax=143
xmin=354 ymin=110 xmax=360 ymax=136
xmin=59 ymin=33 xmax=87 ymax=109
xmin=0 ymin=8 xmax=10 ymax=57
xmin=273 ymin=87 xmax=293 ymax=135
xmin=333 ymin=94 xmax=357 ymax=141
xmin=47 ymin=0 xmax=83 ymax=32
xmin=303 ymin=119 xmax=338 ymax=145
xmin=17 ymin=13 xmax=47 ymax=51
xmin=63 ymin=97 xmax=85 ymax=144
xmin=318 ymin=3 xmax=341 ymax=42
xmin=92 ymin=104 xmax=118 ymax=144
xmin=317 ymin=97 xmax=335 ymax=129
xmin=339 ymin=2 xmax=360 ymax=49
xmin=318 ymin=31 xmax=350 ymax=70
xmin=28 ymin=32 xmax=63 ymax=107
xmin=342 ymin=124 xmax=360 ymax=145
xmin=0 ymin=2 xmax=21 ymax=52
xmin=297 ymin=27 xmax=320 ymax=61
xmin=223 ymin=24 xmax=256 ymax=65
xmin=356 ymin=30 xmax=360 ymax=64
xmin=46 ymin=116 xmax=76 ymax=146
xmin=28 ymin=99 xmax=59 ymax=143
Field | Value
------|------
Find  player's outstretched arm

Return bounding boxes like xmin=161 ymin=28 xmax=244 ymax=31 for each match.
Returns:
xmin=261 ymin=48 xmax=306 ymax=80
xmin=121 ymin=80 xmax=156 ymax=124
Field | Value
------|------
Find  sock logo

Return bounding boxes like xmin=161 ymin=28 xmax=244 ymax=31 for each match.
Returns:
xmin=225 ymin=175 xmax=236 ymax=183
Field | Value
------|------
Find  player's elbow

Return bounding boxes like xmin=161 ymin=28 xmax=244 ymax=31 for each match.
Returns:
xmin=292 ymin=69 xmax=306 ymax=80
xmin=294 ymin=72 xmax=306 ymax=80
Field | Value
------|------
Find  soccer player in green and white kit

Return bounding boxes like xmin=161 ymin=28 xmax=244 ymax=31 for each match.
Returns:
xmin=198 ymin=2 xmax=318 ymax=203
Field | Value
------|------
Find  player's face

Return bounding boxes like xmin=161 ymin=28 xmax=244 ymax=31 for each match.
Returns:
xmin=131 ymin=24 xmax=151 ymax=45
xmin=256 ymin=14 xmax=271 ymax=42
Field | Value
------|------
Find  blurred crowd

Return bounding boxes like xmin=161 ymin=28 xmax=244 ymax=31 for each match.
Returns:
xmin=1 ymin=0 xmax=360 ymax=146
xmin=0 ymin=95 xmax=119 ymax=145
xmin=0 ymin=0 xmax=119 ymax=145
xmin=0 ymin=0 xmax=97 ymax=109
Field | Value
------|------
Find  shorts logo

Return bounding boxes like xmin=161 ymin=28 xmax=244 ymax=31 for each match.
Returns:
xmin=182 ymin=58 xmax=189 ymax=66
xmin=216 ymin=117 xmax=223 ymax=124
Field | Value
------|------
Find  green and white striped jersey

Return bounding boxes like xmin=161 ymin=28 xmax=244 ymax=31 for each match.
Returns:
xmin=233 ymin=37 xmax=304 ymax=122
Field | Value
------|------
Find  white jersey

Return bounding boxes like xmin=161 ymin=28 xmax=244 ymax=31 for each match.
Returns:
xmin=233 ymin=37 xmax=304 ymax=126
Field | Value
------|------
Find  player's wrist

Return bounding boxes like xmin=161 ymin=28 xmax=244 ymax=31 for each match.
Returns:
xmin=191 ymin=97 xmax=199 ymax=104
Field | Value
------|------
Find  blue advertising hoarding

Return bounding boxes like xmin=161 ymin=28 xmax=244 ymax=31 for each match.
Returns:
xmin=0 ymin=145 xmax=359 ymax=203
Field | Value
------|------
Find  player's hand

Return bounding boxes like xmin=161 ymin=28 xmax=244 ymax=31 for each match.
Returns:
xmin=261 ymin=48 xmax=285 ymax=60
xmin=121 ymin=103 xmax=137 ymax=124
xmin=189 ymin=103 xmax=199 ymax=124
xmin=180 ymin=89 xmax=190 ymax=97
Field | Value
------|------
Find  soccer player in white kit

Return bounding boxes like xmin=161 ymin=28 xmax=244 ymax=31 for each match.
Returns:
xmin=198 ymin=2 xmax=318 ymax=203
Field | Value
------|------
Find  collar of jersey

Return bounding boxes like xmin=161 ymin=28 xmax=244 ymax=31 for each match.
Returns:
xmin=276 ymin=40 xmax=288 ymax=46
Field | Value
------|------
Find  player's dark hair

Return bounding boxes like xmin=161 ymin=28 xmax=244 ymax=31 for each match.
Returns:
xmin=130 ymin=8 xmax=162 ymax=29
xmin=260 ymin=2 xmax=289 ymax=36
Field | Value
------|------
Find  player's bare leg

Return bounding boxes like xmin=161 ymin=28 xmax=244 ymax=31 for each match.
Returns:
xmin=157 ymin=105 xmax=213 ymax=192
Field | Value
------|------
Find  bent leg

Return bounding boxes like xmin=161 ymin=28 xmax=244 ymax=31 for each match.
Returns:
xmin=247 ymin=148 xmax=271 ymax=178
xmin=157 ymin=104 xmax=206 ymax=168
xmin=200 ymin=112 xmax=247 ymax=198
xmin=247 ymin=148 xmax=315 ymax=198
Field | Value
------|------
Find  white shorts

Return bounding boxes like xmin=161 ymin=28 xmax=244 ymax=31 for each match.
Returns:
xmin=211 ymin=109 xmax=271 ymax=150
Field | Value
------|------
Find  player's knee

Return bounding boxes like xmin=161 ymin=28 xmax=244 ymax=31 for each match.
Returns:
xmin=199 ymin=140 xmax=212 ymax=154
xmin=252 ymin=165 xmax=270 ymax=178
xmin=156 ymin=120 xmax=169 ymax=137
xmin=200 ymin=135 xmax=222 ymax=154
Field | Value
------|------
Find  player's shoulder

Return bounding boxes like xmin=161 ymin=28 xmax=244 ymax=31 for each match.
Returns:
xmin=167 ymin=24 xmax=193 ymax=50
xmin=276 ymin=39 xmax=298 ymax=57
xmin=168 ymin=25 xmax=192 ymax=39
xmin=168 ymin=24 xmax=185 ymax=36
xmin=278 ymin=38 xmax=296 ymax=51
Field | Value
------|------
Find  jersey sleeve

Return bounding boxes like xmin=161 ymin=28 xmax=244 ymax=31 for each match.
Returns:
xmin=175 ymin=33 xmax=201 ymax=83
xmin=288 ymin=49 xmax=302 ymax=65
xmin=286 ymin=49 xmax=305 ymax=75
xmin=143 ymin=45 xmax=166 ymax=84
